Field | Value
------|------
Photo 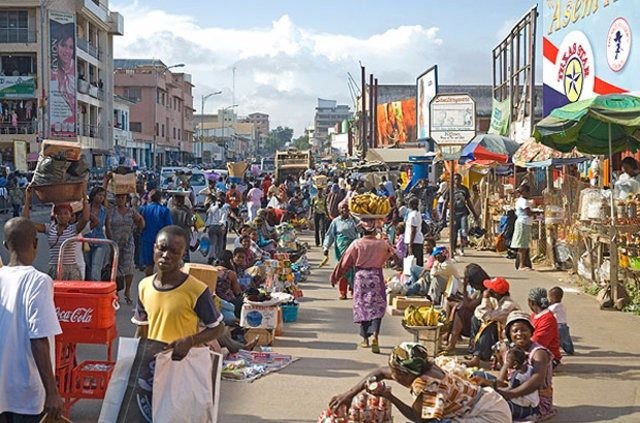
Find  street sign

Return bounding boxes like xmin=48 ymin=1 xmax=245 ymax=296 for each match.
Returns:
xmin=430 ymin=94 xmax=476 ymax=145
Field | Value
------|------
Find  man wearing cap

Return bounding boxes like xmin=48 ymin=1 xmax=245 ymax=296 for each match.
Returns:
xmin=465 ymin=277 xmax=519 ymax=368
xmin=428 ymin=246 xmax=462 ymax=305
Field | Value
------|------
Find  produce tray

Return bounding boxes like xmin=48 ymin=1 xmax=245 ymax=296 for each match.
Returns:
xmin=351 ymin=213 xmax=387 ymax=219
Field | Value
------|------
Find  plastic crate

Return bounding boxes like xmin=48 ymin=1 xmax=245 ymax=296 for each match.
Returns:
xmin=55 ymin=341 xmax=77 ymax=370
xmin=53 ymin=281 xmax=118 ymax=330
xmin=70 ymin=360 xmax=114 ymax=399
xmin=56 ymin=364 xmax=72 ymax=395
xmin=58 ymin=324 xmax=117 ymax=345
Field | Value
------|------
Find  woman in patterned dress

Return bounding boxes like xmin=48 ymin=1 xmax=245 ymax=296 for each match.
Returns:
xmin=106 ymin=193 xmax=144 ymax=304
xmin=330 ymin=219 xmax=393 ymax=353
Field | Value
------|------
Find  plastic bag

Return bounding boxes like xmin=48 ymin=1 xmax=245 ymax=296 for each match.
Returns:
xmin=32 ymin=155 xmax=70 ymax=185
xmin=152 ymin=347 xmax=222 ymax=423
xmin=198 ymin=236 xmax=211 ymax=257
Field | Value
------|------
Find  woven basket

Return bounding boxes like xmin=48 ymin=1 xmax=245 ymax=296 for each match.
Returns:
xmin=33 ymin=182 xmax=85 ymax=204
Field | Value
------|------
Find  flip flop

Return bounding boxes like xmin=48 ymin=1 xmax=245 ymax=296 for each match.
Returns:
xmin=359 ymin=340 xmax=370 ymax=348
xmin=319 ymin=256 xmax=329 ymax=268
xmin=371 ymin=340 xmax=380 ymax=354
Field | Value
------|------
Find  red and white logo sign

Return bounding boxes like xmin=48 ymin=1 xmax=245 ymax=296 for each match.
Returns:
xmin=56 ymin=307 xmax=94 ymax=323
xmin=607 ymin=17 xmax=631 ymax=72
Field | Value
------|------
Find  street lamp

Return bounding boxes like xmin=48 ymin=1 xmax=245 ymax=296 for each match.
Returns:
xmin=221 ymin=104 xmax=238 ymax=162
xmin=151 ymin=62 xmax=185 ymax=171
xmin=200 ymin=91 xmax=222 ymax=164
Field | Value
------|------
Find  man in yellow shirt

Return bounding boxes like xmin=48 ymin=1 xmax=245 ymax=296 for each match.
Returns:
xmin=132 ymin=225 xmax=224 ymax=360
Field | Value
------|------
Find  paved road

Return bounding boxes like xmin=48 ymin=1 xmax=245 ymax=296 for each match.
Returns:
xmin=2 ymin=212 xmax=637 ymax=422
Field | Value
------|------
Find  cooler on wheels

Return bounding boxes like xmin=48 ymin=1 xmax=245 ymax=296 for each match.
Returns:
xmin=53 ymin=237 xmax=120 ymax=416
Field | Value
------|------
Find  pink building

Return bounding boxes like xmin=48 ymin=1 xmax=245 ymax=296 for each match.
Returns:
xmin=114 ymin=59 xmax=195 ymax=168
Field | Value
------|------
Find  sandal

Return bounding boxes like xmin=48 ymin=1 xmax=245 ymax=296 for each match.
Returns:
xmin=124 ymin=293 xmax=133 ymax=305
xmin=359 ymin=340 xmax=370 ymax=348
xmin=371 ymin=340 xmax=380 ymax=354
xmin=339 ymin=294 xmax=348 ymax=300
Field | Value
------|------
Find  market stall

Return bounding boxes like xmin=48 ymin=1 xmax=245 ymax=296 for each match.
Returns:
xmin=534 ymin=94 xmax=640 ymax=308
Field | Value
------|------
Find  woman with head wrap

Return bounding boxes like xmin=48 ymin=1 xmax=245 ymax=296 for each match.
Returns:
xmin=511 ymin=183 xmax=534 ymax=270
xmin=528 ymin=287 xmax=562 ymax=365
xmin=330 ymin=219 xmax=393 ymax=353
xmin=327 ymin=182 xmax=346 ymax=220
xmin=329 ymin=343 xmax=512 ymax=422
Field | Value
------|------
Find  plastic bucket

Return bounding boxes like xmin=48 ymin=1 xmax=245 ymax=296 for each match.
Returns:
xmin=281 ymin=303 xmax=299 ymax=323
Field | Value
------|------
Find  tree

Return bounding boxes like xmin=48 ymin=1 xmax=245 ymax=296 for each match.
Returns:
xmin=264 ymin=126 xmax=294 ymax=153
xmin=292 ymin=134 xmax=310 ymax=150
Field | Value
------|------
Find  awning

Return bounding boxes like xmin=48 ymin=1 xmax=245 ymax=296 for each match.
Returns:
xmin=365 ymin=147 xmax=429 ymax=164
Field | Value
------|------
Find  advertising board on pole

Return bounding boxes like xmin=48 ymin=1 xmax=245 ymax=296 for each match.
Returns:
xmin=430 ymin=93 xmax=476 ymax=149
xmin=416 ymin=65 xmax=438 ymax=141
xmin=49 ymin=11 xmax=77 ymax=139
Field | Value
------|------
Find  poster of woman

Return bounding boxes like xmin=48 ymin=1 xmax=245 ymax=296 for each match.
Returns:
xmin=376 ymin=98 xmax=416 ymax=146
xmin=49 ymin=11 xmax=76 ymax=138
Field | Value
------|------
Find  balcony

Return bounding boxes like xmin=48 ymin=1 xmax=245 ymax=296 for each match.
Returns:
xmin=0 ymin=28 xmax=36 ymax=44
xmin=77 ymin=123 xmax=102 ymax=138
xmin=0 ymin=120 xmax=37 ymax=135
xmin=77 ymin=38 xmax=101 ymax=60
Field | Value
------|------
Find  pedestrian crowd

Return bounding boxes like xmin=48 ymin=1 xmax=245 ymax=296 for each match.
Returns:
xmin=0 ymin=164 xmax=574 ymax=423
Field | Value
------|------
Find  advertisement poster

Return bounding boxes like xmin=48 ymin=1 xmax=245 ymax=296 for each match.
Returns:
xmin=416 ymin=65 xmax=438 ymax=140
xmin=543 ymin=0 xmax=640 ymax=115
xmin=49 ymin=11 xmax=77 ymax=138
xmin=488 ymin=97 xmax=511 ymax=136
xmin=376 ymin=98 xmax=416 ymax=146
xmin=0 ymin=76 xmax=36 ymax=99
xmin=430 ymin=94 xmax=476 ymax=145
xmin=13 ymin=140 xmax=27 ymax=172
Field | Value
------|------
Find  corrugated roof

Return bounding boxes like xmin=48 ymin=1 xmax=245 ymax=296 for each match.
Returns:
xmin=114 ymin=59 xmax=167 ymax=69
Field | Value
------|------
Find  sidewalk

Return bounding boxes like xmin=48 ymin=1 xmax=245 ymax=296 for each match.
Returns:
xmin=219 ymin=237 xmax=640 ymax=422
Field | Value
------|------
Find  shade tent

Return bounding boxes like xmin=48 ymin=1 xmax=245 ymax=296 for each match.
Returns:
xmin=460 ymin=134 xmax=521 ymax=164
xmin=365 ymin=148 xmax=431 ymax=164
xmin=513 ymin=137 xmax=588 ymax=168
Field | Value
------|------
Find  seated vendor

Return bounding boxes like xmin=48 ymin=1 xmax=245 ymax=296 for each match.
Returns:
xmin=329 ymin=343 xmax=512 ymax=422
xmin=214 ymin=250 xmax=244 ymax=317
xmin=464 ymin=277 xmax=519 ymax=368
xmin=428 ymin=246 xmax=462 ymax=305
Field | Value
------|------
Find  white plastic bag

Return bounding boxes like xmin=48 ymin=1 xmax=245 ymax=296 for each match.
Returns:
xmin=98 ymin=337 xmax=139 ymax=423
xmin=403 ymin=255 xmax=416 ymax=276
xmin=152 ymin=347 xmax=222 ymax=423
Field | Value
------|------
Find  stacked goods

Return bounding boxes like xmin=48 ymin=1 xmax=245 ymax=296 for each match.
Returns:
xmin=107 ymin=167 xmax=137 ymax=195
xmin=318 ymin=391 xmax=392 ymax=423
xmin=402 ymin=305 xmax=447 ymax=327
xmin=349 ymin=193 xmax=391 ymax=217
xmin=31 ymin=140 xmax=89 ymax=204
xmin=227 ymin=161 xmax=248 ymax=177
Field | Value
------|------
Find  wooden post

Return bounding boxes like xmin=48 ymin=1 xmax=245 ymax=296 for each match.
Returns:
xmin=361 ymin=65 xmax=367 ymax=159
xmin=449 ymin=161 xmax=456 ymax=256
xmin=369 ymin=73 xmax=375 ymax=149
xmin=373 ymin=78 xmax=379 ymax=148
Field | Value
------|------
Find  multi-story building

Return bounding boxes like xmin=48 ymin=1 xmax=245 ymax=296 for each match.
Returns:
xmin=0 ymin=0 xmax=123 ymax=170
xmin=114 ymin=58 xmax=195 ymax=169
xmin=112 ymin=94 xmax=147 ymax=167
xmin=313 ymin=98 xmax=350 ymax=154
xmin=195 ymin=109 xmax=261 ymax=163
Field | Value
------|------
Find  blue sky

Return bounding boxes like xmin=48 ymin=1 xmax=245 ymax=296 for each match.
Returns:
xmin=112 ymin=0 xmax=539 ymax=134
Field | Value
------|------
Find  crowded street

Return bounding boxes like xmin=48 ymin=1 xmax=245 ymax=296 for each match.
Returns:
xmin=2 ymin=1 xmax=640 ymax=422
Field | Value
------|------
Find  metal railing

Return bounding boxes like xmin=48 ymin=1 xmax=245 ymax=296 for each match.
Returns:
xmin=0 ymin=28 xmax=36 ymax=43
xmin=76 ymin=38 xmax=101 ymax=60
xmin=77 ymin=123 xmax=102 ymax=138
xmin=0 ymin=121 xmax=37 ymax=134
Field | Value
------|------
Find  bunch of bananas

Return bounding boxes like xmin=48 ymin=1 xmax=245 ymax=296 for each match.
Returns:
xmin=349 ymin=193 xmax=391 ymax=216
xmin=403 ymin=305 xmax=446 ymax=327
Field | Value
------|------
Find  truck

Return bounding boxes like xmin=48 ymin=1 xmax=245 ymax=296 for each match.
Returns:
xmin=274 ymin=149 xmax=312 ymax=183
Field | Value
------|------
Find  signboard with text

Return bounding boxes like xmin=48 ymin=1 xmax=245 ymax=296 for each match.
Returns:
xmin=430 ymin=94 xmax=476 ymax=146
xmin=0 ymin=76 xmax=36 ymax=99
xmin=49 ymin=11 xmax=77 ymax=138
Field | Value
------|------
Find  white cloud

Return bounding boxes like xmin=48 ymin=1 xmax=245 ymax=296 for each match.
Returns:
xmin=112 ymin=1 xmax=445 ymax=135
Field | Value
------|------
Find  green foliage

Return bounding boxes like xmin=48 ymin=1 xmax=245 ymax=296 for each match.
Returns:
xmin=292 ymin=134 xmax=310 ymax=150
xmin=265 ymin=126 xmax=294 ymax=153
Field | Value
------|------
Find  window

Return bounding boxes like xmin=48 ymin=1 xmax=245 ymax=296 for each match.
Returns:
xmin=130 ymin=122 xmax=142 ymax=132
xmin=161 ymin=124 xmax=165 ymax=137
xmin=177 ymin=129 xmax=181 ymax=140
xmin=0 ymin=54 xmax=36 ymax=76
xmin=122 ymin=87 xmax=141 ymax=102
xmin=0 ymin=11 xmax=31 ymax=43
xmin=173 ymin=127 xmax=176 ymax=139
xmin=155 ymin=123 xmax=159 ymax=136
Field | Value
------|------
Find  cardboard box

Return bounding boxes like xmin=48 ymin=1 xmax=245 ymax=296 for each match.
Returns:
xmin=386 ymin=305 xmax=404 ymax=316
xmin=274 ymin=307 xmax=284 ymax=337
xmin=183 ymin=263 xmax=218 ymax=293
xmin=244 ymin=328 xmax=274 ymax=347
xmin=392 ymin=296 xmax=432 ymax=310
xmin=387 ymin=291 xmax=401 ymax=306
xmin=42 ymin=140 xmax=82 ymax=161
xmin=108 ymin=173 xmax=137 ymax=194
xmin=240 ymin=304 xmax=279 ymax=329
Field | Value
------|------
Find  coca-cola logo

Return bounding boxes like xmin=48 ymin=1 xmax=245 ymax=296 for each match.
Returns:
xmin=56 ymin=307 xmax=94 ymax=323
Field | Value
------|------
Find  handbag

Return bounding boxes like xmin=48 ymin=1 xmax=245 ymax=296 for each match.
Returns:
xmin=495 ymin=233 xmax=507 ymax=252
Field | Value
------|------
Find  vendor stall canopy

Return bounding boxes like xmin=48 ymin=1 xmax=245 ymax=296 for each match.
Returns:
xmin=533 ymin=94 xmax=640 ymax=155
xmin=365 ymin=148 xmax=430 ymax=164
xmin=460 ymin=134 xmax=520 ymax=164
xmin=513 ymin=137 xmax=587 ymax=168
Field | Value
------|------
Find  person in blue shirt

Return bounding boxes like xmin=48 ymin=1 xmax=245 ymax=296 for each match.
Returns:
xmin=215 ymin=175 xmax=228 ymax=193
xmin=139 ymin=190 xmax=173 ymax=276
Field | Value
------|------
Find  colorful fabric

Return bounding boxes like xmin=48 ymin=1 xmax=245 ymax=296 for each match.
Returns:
xmin=411 ymin=372 xmax=481 ymax=420
xmin=215 ymin=269 xmax=237 ymax=303
xmin=352 ymin=267 xmax=387 ymax=324
xmin=109 ymin=207 xmax=136 ymax=277
xmin=531 ymin=309 xmax=562 ymax=362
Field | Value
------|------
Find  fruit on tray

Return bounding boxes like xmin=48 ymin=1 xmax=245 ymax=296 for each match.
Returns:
xmin=349 ymin=193 xmax=391 ymax=216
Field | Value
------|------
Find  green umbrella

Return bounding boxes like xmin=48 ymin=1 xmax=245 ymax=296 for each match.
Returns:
xmin=533 ymin=94 xmax=640 ymax=155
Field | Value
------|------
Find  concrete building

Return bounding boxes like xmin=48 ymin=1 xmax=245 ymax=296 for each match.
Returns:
xmin=112 ymin=94 xmax=147 ymax=167
xmin=312 ymin=98 xmax=350 ymax=155
xmin=0 ymin=0 xmax=123 ymax=170
xmin=114 ymin=58 xmax=195 ymax=169
xmin=194 ymin=110 xmax=260 ymax=163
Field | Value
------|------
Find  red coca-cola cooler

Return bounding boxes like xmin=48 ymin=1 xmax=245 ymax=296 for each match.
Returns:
xmin=53 ymin=237 xmax=120 ymax=331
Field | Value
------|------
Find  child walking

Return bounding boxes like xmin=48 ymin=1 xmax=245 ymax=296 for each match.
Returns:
xmin=548 ymin=286 xmax=575 ymax=355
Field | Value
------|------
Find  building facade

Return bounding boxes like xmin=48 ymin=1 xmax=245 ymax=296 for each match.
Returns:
xmin=312 ymin=98 xmax=351 ymax=153
xmin=0 ymin=0 xmax=123 ymax=170
xmin=114 ymin=58 xmax=195 ymax=169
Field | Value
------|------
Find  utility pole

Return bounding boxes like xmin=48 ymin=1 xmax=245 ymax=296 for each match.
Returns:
xmin=373 ymin=78 xmax=378 ymax=148
xmin=39 ymin=0 xmax=47 ymax=141
xmin=200 ymin=91 xmax=222 ymax=163
xmin=369 ymin=73 xmax=374 ymax=149
xmin=360 ymin=65 xmax=366 ymax=159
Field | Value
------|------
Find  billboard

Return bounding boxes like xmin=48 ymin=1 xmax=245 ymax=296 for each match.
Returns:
xmin=376 ymin=98 xmax=416 ymax=146
xmin=0 ymin=76 xmax=36 ymax=99
xmin=430 ymin=94 xmax=476 ymax=146
xmin=416 ymin=65 xmax=438 ymax=140
xmin=49 ymin=11 xmax=77 ymax=138
xmin=543 ymin=1 xmax=640 ymax=115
